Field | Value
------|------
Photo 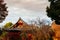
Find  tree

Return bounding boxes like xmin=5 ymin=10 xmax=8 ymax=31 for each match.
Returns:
xmin=0 ymin=22 xmax=13 ymax=39
xmin=0 ymin=0 xmax=8 ymax=23
xmin=30 ymin=17 xmax=51 ymax=27
xmin=39 ymin=25 xmax=54 ymax=40
xmin=46 ymin=0 xmax=60 ymax=24
xmin=4 ymin=22 xmax=13 ymax=28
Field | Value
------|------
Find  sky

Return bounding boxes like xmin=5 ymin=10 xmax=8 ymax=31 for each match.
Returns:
xmin=0 ymin=0 xmax=52 ymax=26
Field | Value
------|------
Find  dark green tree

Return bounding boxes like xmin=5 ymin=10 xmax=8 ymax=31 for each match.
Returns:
xmin=46 ymin=0 xmax=60 ymax=24
xmin=0 ymin=0 xmax=8 ymax=36
xmin=0 ymin=0 xmax=8 ymax=23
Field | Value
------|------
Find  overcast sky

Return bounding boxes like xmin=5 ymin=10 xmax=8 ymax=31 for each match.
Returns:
xmin=0 ymin=0 xmax=52 ymax=26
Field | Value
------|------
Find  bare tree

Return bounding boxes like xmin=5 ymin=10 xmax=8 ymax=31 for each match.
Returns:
xmin=29 ymin=17 xmax=51 ymax=27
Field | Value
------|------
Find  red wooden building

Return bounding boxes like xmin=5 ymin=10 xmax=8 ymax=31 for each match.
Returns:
xmin=3 ymin=18 xmax=37 ymax=40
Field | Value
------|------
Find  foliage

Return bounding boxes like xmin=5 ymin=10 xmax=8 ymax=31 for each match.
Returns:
xmin=0 ymin=24 xmax=54 ymax=40
xmin=0 ymin=0 xmax=8 ymax=23
xmin=46 ymin=0 xmax=60 ymax=24
xmin=0 ymin=31 xmax=7 ymax=40
xmin=37 ymin=25 xmax=54 ymax=40
xmin=4 ymin=22 xmax=13 ymax=28
xmin=0 ymin=22 xmax=54 ymax=40
xmin=0 ymin=30 xmax=3 ymax=36
xmin=0 ymin=31 xmax=7 ymax=37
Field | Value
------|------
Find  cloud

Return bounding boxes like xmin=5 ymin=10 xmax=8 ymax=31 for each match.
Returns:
xmin=1 ymin=0 xmax=51 ymax=24
xmin=5 ymin=0 xmax=49 ymax=12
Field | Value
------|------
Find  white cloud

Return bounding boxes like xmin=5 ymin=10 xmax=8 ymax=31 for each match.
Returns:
xmin=1 ymin=0 xmax=51 ymax=25
xmin=5 ymin=0 xmax=49 ymax=11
